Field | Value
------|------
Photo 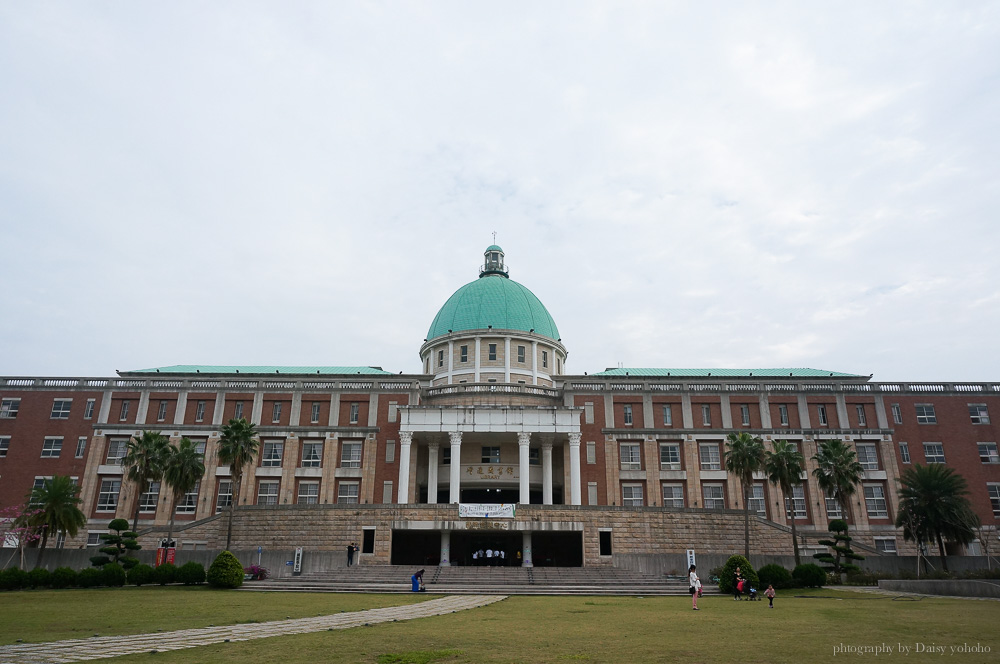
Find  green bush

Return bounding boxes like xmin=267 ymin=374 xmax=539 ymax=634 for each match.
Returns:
xmin=177 ymin=561 xmax=206 ymax=585
xmin=50 ymin=567 xmax=77 ymax=589
xmin=207 ymin=551 xmax=244 ymax=589
xmin=717 ymin=555 xmax=759 ymax=594
xmin=102 ymin=563 xmax=127 ymax=587
xmin=89 ymin=555 xmax=111 ymax=568
xmin=792 ymin=563 xmax=826 ymax=588
xmin=27 ymin=567 xmax=52 ymax=589
xmin=153 ymin=562 xmax=177 ymax=585
xmin=77 ymin=567 xmax=103 ymax=588
xmin=128 ymin=564 xmax=155 ymax=587
xmin=756 ymin=563 xmax=793 ymax=590
xmin=0 ymin=567 xmax=29 ymax=591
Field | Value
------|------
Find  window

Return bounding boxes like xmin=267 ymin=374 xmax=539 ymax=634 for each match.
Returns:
xmin=119 ymin=401 xmax=130 ymax=421
xmin=349 ymin=403 xmax=359 ymax=424
xmin=784 ymin=485 xmax=807 ymax=519
xmin=97 ymin=479 xmax=121 ymax=512
xmin=50 ymin=399 xmax=72 ymax=419
xmin=311 ymin=402 xmax=321 ymax=424
xmin=301 ymin=442 xmax=323 ymax=467
xmin=261 ymin=441 xmax=284 ymax=467
xmin=0 ymin=436 xmax=9 ymax=457
xmin=699 ymin=443 xmax=720 ymax=470
xmin=216 ymin=480 xmax=232 ymax=513
xmin=855 ymin=405 xmax=867 ymax=427
xmin=701 ymin=405 xmax=711 ymax=427
xmin=442 ymin=447 xmax=450 ymax=465
xmin=338 ymin=481 xmax=360 ymax=504
xmin=383 ymin=481 xmax=394 ymax=503
xmin=923 ymin=442 xmax=946 ymax=464
xmin=659 ymin=443 xmax=681 ymax=470
xmin=703 ymin=484 xmax=725 ymax=509
xmin=662 ymin=484 xmax=684 ymax=508
xmin=1 ymin=398 xmax=21 ymax=418
xmin=41 ymin=437 xmax=63 ymax=458
xmin=175 ymin=480 xmax=200 ymax=513
xmin=341 ymin=442 xmax=362 ymax=468
xmin=740 ymin=404 xmax=750 ymax=426
xmin=585 ymin=402 xmax=594 ymax=424
xmin=529 ymin=448 xmax=540 ymax=466
xmin=385 ymin=440 xmax=395 ymax=464
xmin=586 ymin=441 xmax=596 ymax=464
xmin=663 ymin=405 xmax=673 ymax=426
xmin=87 ymin=532 xmax=103 ymax=547
xmin=84 ymin=399 xmax=96 ymax=419
xmin=460 ymin=345 xmax=469 ymax=363
xmin=481 ymin=446 xmax=500 ymax=464
xmin=139 ymin=481 xmax=160 ymax=512
xmin=899 ymin=442 xmax=911 ymax=464
xmin=916 ymin=404 xmax=937 ymax=424
xmin=978 ymin=442 xmax=999 ymax=464
xmin=588 ymin=482 xmax=598 ymax=506
xmin=438 ymin=349 xmax=444 ymax=367
xmin=623 ymin=404 xmax=633 ymax=426
xmin=271 ymin=403 xmax=282 ymax=423
xmin=542 ymin=351 xmax=548 ymax=368
xmin=620 ymin=443 xmax=641 ymax=471
xmin=891 ymin=403 xmax=902 ymax=424
xmin=257 ymin=481 xmax=279 ymax=506
xmin=989 ymin=484 xmax=1000 ymax=517
xmin=298 ymin=481 xmax=319 ymax=505
xmin=817 ymin=405 xmax=828 ymax=426
xmin=622 ymin=483 xmax=643 ymax=507
xmin=778 ymin=404 xmax=789 ymax=426
xmin=748 ymin=484 xmax=766 ymax=517
xmin=864 ymin=484 xmax=888 ymax=518
xmin=193 ymin=440 xmax=206 ymax=456
xmin=969 ymin=404 xmax=990 ymax=425
xmin=874 ymin=537 xmax=897 ymax=555
xmin=825 ymin=491 xmax=842 ymax=519
xmin=157 ymin=401 xmax=168 ymax=421
xmin=517 ymin=345 xmax=525 ymax=363
xmin=856 ymin=443 xmax=879 ymax=471
xmin=195 ymin=400 xmax=206 ymax=422
xmin=488 ymin=344 xmax=497 ymax=361
xmin=234 ymin=401 xmax=244 ymax=419
xmin=106 ymin=438 xmax=127 ymax=465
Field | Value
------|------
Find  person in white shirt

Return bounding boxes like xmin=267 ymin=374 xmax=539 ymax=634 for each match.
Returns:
xmin=689 ymin=564 xmax=701 ymax=610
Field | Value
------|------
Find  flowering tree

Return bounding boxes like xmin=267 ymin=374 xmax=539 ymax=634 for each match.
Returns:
xmin=0 ymin=502 xmax=44 ymax=570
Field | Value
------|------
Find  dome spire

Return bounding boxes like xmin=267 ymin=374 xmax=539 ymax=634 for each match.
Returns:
xmin=480 ymin=244 xmax=508 ymax=278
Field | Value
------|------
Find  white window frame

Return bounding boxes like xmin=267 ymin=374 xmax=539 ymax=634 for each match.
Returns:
xmin=874 ymin=537 xmax=897 ymax=555
xmin=196 ymin=400 xmax=206 ymax=422
xmin=703 ymin=484 xmax=725 ymax=510
xmin=856 ymin=443 xmax=879 ymax=471
xmin=84 ymin=399 xmax=96 ymax=419
xmin=817 ymin=405 xmax=828 ymax=426
xmin=978 ymin=442 xmax=999 ymax=464
xmin=0 ymin=398 xmax=21 ymax=419
xmin=461 ymin=345 xmax=469 ymax=363
xmin=864 ymin=484 xmax=888 ymax=518
xmin=139 ymin=481 xmax=160 ymax=513
xmin=488 ymin=343 xmax=497 ymax=361
xmin=234 ymin=401 xmax=244 ymax=419
xmin=382 ymin=481 xmax=394 ymax=503
xmin=659 ymin=442 xmax=681 ymax=470
xmin=338 ymin=481 xmax=360 ymax=504
xmin=106 ymin=438 xmax=128 ymax=465
xmin=740 ymin=404 xmax=750 ymax=426
xmin=623 ymin=404 xmax=633 ymax=426
xmin=349 ymin=403 xmax=360 ymax=424
xmin=157 ymin=400 xmax=168 ymax=422
xmin=778 ymin=404 xmax=789 ymax=426
xmin=663 ymin=405 xmax=673 ymax=426
xmin=297 ymin=481 xmax=319 ymax=505
xmin=310 ymin=402 xmax=321 ymax=424
xmin=662 ymin=483 xmax=684 ymax=508
xmin=517 ymin=345 xmax=525 ymax=363
xmin=855 ymin=405 xmax=867 ymax=427
xmin=988 ymin=484 xmax=1000 ymax=517
xmin=216 ymin=480 xmax=233 ymax=513
xmin=385 ymin=440 xmax=395 ymax=464
xmin=824 ymin=491 xmax=842 ymax=519
xmin=301 ymin=442 xmax=323 ymax=467
xmin=784 ymin=485 xmax=807 ymax=520
xmin=97 ymin=479 xmax=121 ymax=513
xmin=701 ymin=404 xmax=711 ymax=427
xmin=891 ymin=403 xmax=903 ymax=424
xmin=621 ymin=483 xmax=644 ymax=507
xmin=271 ymin=402 xmax=282 ymax=423
xmin=915 ymin=404 xmax=937 ymax=424
xmin=899 ymin=441 xmax=911 ymax=464
xmin=175 ymin=480 xmax=200 ymax=514
xmin=0 ymin=436 xmax=9 ymax=457
xmin=119 ymin=401 xmax=130 ymax=421
xmin=620 ymin=443 xmax=641 ymax=471
xmin=41 ymin=437 xmax=63 ymax=458
xmin=75 ymin=436 xmax=87 ymax=458
xmin=257 ymin=480 xmax=279 ymax=506
xmin=542 ymin=350 xmax=548 ymax=368
xmin=587 ymin=482 xmax=598 ymax=506
xmin=438 ymin=349 xmax=444 ymax=367
xmin=481 ymin=446 xmax=500 ymax=464
xmin=50 ymin=399 xmax=72 ymax=419
xmin=923 ymin=442 xmax=946 ymax=464
xmin=586 ymin=441 xmax=596 ymax=464
xmin=261 ymin=441 xmax=284 ymax=468
xmin=748 ymin=483 xmax=766 ymax=517
xmin=341 ymin=441 xmax=362 ymax=468
xmin=699 ymin=443 xmax=721 ymax=470
xmin=969 ymin=404 xmax=990 ymax=425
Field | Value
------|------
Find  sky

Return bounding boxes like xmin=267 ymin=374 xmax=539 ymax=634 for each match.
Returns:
xmin=1 ymin=2 xmax=998 ymax=382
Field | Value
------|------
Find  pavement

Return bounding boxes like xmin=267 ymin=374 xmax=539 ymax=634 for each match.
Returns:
xmin=0 ymin=594 xmax=507 ymax=664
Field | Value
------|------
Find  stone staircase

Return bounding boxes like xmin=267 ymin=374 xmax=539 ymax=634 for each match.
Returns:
xmin=242 ymin=565 xmax=700 ymax=595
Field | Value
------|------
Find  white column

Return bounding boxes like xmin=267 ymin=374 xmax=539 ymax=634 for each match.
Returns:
xmin=541 ymin=438 xmax=553 ymax=505
xmin=568 ymin=433 xmax=582 ymax=506
xmin=397 ymin=431 xmax=412 ymax=504
xmin=449 ymin=431 xmax=462 ymax=504
xmin=518 ymin=432 xmax=531 ymax=504
xmin=447 ymin=340 xmax=454 ymax=384
xmin=474 ymin=336 xmax=481 ymax=382
xmin=531 ymin=340 xmax=538 ymax=385
xmin=440 ymin=530 xmax=451 ymax=566
xmin=521 ymin=530 xmax=533 ymax=567
xmin=504 ymin=337 xmax=511 ymax=383
xmin=428 ymin=442 xmax=440 ymax=504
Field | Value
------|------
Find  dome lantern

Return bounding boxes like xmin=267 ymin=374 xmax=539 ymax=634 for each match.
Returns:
xmin=481 ymin=245 xmax=508 ymax=278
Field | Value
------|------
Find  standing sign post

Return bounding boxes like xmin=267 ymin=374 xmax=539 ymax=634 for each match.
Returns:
xmin=686 ymin=549 xmax=696 ymax=570
xmin=156 ymin=538 xmax=177 ymax=567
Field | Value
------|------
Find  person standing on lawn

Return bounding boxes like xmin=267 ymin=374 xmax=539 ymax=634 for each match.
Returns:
xmin=765 ymin=584 xmax=776 ymax=608
xmin=689 ymin=564 xmax=701 ymax=611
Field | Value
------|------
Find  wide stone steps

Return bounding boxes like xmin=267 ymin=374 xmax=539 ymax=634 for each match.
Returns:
xmin=242 ymin=566 xmax=702 ymax=596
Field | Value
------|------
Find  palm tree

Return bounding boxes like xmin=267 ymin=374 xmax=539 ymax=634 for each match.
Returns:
xmin=26 ymin=475 xmax=86 ymax=568
xmin=724 ymin=432 xmax=766 ymax=558
xmin=895 ymin=464 xmax=976 ymax=572
xmin=812 ymin=439 xmax=864 ymax=523
xmin=162 ymin=437 xmax=206 ymax=550
xmin=217 ymin=418 xmax=259 ymax=550
xmin=122 ymin=430 xmax=170 ymax=532
xmin=764 ymin=439 xmax=805 ymax=565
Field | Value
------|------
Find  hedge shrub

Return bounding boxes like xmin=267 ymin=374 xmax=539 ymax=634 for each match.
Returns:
xmin=793 ymin=563 xmax=826 ymax=588
xmin=50 ymin=567 xmax=78 ymax=589
xmin=207 ymin=551 xmax=244 ymax=589
xmin=717 ymin=555 xmax=759 ymax=594
xmin=0 ymin=567 xmax=29 ymax=591
xmin=27 ymin=567 xmax=52 ymax=589
xmin=153 ymin=562 xmax=177 ymax=586
xmin=128 ymin=564 xmax=155 ymax=587
xmin=102 ymin=563 xmax=127 ymax=587
xmin=177 ymin=561 xmax=206 ymax=585
xmin=77 ymin=567 xmax=103 ymax=588
xmin=756 ymin=563 xmax=793 ymax=590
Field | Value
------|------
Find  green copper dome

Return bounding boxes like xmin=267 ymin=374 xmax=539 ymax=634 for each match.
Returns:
xmin=426 ymin=247 xmax=560 ymax=342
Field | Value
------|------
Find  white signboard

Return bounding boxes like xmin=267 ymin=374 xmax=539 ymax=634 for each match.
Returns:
xmin=458 ymin=503 xmax=516 ymax=519
xmin=686 ymin=549 xmax=696 ymax=570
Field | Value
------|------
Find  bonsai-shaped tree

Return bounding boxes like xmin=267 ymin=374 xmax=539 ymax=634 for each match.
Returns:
xmin=91 ymin=518 xmax=142 ymax=570
xmin=814 ymin=519 xmax=864 ymax=579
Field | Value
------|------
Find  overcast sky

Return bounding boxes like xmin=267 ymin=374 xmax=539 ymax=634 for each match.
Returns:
xmin=2 ymin=2 xmax=998 ymax=382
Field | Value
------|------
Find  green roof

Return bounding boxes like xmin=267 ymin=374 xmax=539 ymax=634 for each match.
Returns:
xmin=126 ymin=365 xmax=392 ymax=375
xmin=486 ymin=244 xmax=503 ymax=252
xmin=591 ymin=368 xmax=867 ymax=378
xmin=427 ymin=275 xmax=560 ymax=343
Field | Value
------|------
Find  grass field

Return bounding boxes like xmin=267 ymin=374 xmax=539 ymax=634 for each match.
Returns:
xmin=1 ymin=588 xmax=997 ymax=663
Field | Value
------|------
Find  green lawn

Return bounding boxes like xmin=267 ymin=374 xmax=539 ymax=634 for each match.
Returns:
xmin=1 ymin=588 xmax=997 ymax=663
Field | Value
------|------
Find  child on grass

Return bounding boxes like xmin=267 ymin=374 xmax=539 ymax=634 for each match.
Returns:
xmin=765 ymin=584 xmax=775 ymax=608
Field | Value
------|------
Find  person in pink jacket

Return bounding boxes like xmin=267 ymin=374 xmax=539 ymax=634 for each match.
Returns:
xmin=765 ymin=584 xmax=776 ymax=608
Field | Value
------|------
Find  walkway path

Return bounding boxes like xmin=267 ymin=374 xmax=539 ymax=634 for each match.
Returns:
xmin=0 ymin=594 xmax=507 ymax=664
